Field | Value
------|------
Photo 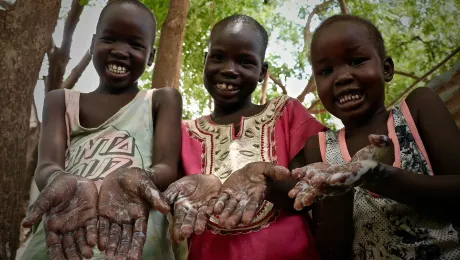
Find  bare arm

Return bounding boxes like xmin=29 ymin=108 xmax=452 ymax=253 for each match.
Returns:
xmin=307 ymin=135 xmax=354 ymax=260
xmin=149 ymin=87 xmax=183 ymax=191
xmin=35 ymin=89 xmax=68 ymax=191
xmin=364 ymin=87 xmax=460 ymax=221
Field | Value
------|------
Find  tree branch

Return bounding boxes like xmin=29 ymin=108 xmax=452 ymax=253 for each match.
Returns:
xmin=62 ymin=50 xmax=91 ymax=89
xmin=394 ymin=70 xmax=428 ymax=82
xmin=297 ymin=76 xmax=316 ymax=102
xmin=307 ymin=98 xmax=321 ymax=110
xmin=45 ymin=0 xmax=85 ymax=93
xmin=260 ymin=71 xmax=270 ymax=104
xmin=338 ymin=0 xmax=349 ymax=14
xmin=309 ymin=107 xmax=327 ymax=114
xmin=387 ymin=46 xmax=460 ymax=108
xmin=303 ymin=0 xmax=334 ymax=52
xmin=269 ymin=74 xmax=287 ymax=94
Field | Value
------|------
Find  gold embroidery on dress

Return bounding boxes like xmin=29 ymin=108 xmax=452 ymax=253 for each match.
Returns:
xmin=184 ymin=96 xmax=290 ymax=235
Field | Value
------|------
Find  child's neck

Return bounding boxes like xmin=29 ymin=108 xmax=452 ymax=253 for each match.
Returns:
xmin=211 ymin=97 xmax=265 ymax=126
xmin=342 ymin=107 xmax=389 ymax=138
xmin=95 ymin=82 xmax=140 ymax=95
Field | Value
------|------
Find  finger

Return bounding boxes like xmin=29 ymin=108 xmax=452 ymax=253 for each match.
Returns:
xmin=288 ymin=180 xmax=309 ymax=198
xmin=105 ymin=223 xmax=121 ymax=258
xmin=180 ymin=208 xmax=197 ymax=239
xmin=173 ymin=208 xmax=186 ymax=242
xmin=85 ymin=218 xmax=97 ymax=247
xmin=291 ymin=167 xmax=307 ymax=180
xmin=242 ymin=192 xmax=264 ymax=225
xmin=117 ymin=224 xmax=133 ymax=259
xmin=293 ymin=190 xmax=317 ymax=211
xmin=46 ymin=231 xmax=65 ymax=260
xmin=75 ymin=228 xmax=93 ymax=259
xmin=218 ymin=197 xmax=239 ymax=227
xmin=213 ymin=193 xmax=230 ymax=215
xmin=225 ymin=199 xmax=248 ymax=229
xmin=194 ymin=205 xmax=208 ymax=235
xmin=62 ymin=232 xmax=79 ymax=260
xmin=139 ymin=181 xmax=170 ymax=214
xmin=162 ymin=183 xmax=179 ymax=204
xmin=127 ymin=218 xmax=147 ymax=260
xmin=206 ymin=198 xmax=217 ymax=216
xmin=265 ymin=165 xmax=291 ymax=181
xmin=98 ymin=216 xmax=110 ymax=251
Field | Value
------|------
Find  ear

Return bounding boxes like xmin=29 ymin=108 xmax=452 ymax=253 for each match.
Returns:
xmin=383 ymin=56 xmax=394 ymax=82
xmin=147 ymin=46 xmax=156 ymax=66
xmin=258 ymin=62 xmax=269 ymax=82
xmin=204 ymin=51 xmax=208 ymax=65
xmin=89 ymin=34 xmax=96 ymax=55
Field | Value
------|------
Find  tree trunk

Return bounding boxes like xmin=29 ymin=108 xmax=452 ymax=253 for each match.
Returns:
xmin=151 ymin=0 xmax=190 ymax=89
xmin=19 ymin=99 xmax=41 ymax=246
xmin=0 ymin=0 xmax=61 ymax=258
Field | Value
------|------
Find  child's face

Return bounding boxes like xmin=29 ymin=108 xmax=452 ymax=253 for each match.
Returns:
xmin=92 ymin=4 xmax=155 ymax=90
xmin=311 ymin=21 xmax=393 ymax=122
xmin=204 ymin=24 xmax=266 ymax=107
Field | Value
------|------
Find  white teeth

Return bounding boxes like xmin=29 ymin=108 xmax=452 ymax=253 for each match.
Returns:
xmin=338 ymin=93 xmax=362 ymax=104
xmin=216 ymin=83 xmax=236 ymax=91
xmin=107 ymin=64 xmax=128 ymax=74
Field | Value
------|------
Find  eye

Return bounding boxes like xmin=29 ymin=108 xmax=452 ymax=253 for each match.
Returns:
xmin=240 ymin=58 xmax=256 ymax=67
xmin=131 ymin=42 xmax=145 ymax=50
xmin=100 ymin=37 xmax=115 ymax=44
xmin=211 ymin=53 xmax=224 ymax=61
xmin=350 ymin=57 xmax=368 ymax=66
xmin=317 ymin=67 xmax=333 ymax=76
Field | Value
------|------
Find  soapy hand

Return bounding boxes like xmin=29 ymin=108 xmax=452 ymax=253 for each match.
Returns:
xmin=289 ymin=134 xmax=391 ymax=210
xmin=208 ymin=162 xmax=290 ymax=229
xmin=98 ymin=168 xmax=170 ymax=260
xmin=163 ymin=174 xmax=221 ymax=242
xmin=22 ymin=172 xmax=98 ymax=260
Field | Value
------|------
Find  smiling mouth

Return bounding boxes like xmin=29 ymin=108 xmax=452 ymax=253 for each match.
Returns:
xmin=337 ymin=91 xmax=364 ymax=105
xmin=216 ymin=83 xmax=239 ymax=91
xmin=106 ymin=63 xmax=130 ymax=75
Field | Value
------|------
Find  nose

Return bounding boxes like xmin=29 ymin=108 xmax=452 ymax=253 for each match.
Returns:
xmin=333 ymin=66 xmax=354 ymax=86
xmin=220 ymin=60 xmax=238 ymax=79
xmin=110 ymin=43 xmax=129 ymax=59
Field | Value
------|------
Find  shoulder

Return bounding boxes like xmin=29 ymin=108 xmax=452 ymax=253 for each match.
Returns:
xmin=404 ymin=87 xmax=442 ymax=123
xmin=152 ymin=87 xmax=182 ymax=104
xmin=43 ymin=89 xmax=66 ymax=110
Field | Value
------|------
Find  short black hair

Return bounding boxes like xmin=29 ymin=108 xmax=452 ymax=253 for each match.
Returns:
xmin=96 ymin=0 xmax=157 ymax=42
xmin=211 ymin=14 xmax=269 ymax=60
xmin=312 ymin=14 xmax=386 ymax=60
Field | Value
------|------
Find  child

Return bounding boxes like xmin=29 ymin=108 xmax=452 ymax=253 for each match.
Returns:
xmin=289 ymin=14 xmax=460 ymax=259
xmin=21 ymin=1 xmax=182 ymax=259
xmin=164 ymin=14 xmax=325 ymax=260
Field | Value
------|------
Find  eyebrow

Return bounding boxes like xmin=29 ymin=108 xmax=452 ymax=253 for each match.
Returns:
xmin=314 ymin=45 xmax=363 ymax=63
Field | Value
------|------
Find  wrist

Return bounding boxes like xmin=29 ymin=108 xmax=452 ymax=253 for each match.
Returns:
xmin=362 ymin=163 xmax=389 ymax=189
xmin=46 ymin=170 xmax=67 ymax=186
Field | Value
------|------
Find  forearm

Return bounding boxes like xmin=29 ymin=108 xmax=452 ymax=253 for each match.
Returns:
xmin=35 ymin=162 xmax=67 ymax=191
xmin=313 ymin=191 xmax=354 ymax=259
xmin=147 ymin=163 xmax=178 ymax=192
xmin=365 ymin=164 xmax=460 ymax=219
xmin=266 ymin=178 xmax=301 ymax=213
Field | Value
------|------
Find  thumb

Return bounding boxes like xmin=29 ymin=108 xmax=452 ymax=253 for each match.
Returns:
xmin=22 ymin=196 xmax=49 ymax=228
xmin=139 ymin=181 xmax=170 ymax=214
xmin=264 ymin=164 xmax=291 ymax=181
xmin=162 ymin=183 xmax=180 ymax=205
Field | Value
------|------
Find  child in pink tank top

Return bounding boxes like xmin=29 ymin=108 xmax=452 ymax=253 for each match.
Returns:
xmin=286 ymin=14 xmax=460 ymax=259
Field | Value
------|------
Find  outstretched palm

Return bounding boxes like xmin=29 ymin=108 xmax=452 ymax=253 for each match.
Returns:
xmin=209 ymin=162 xmax=291 ymax=229
xmin=163 ymin=174 xmax=221 ymax=242
xmin=23 ymin=173 xmax=98 ymax=260
xmin=97 ymin=167 xmax=170 ymax=260
xmin=289 ymin=134 xmax=391 ymax=210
